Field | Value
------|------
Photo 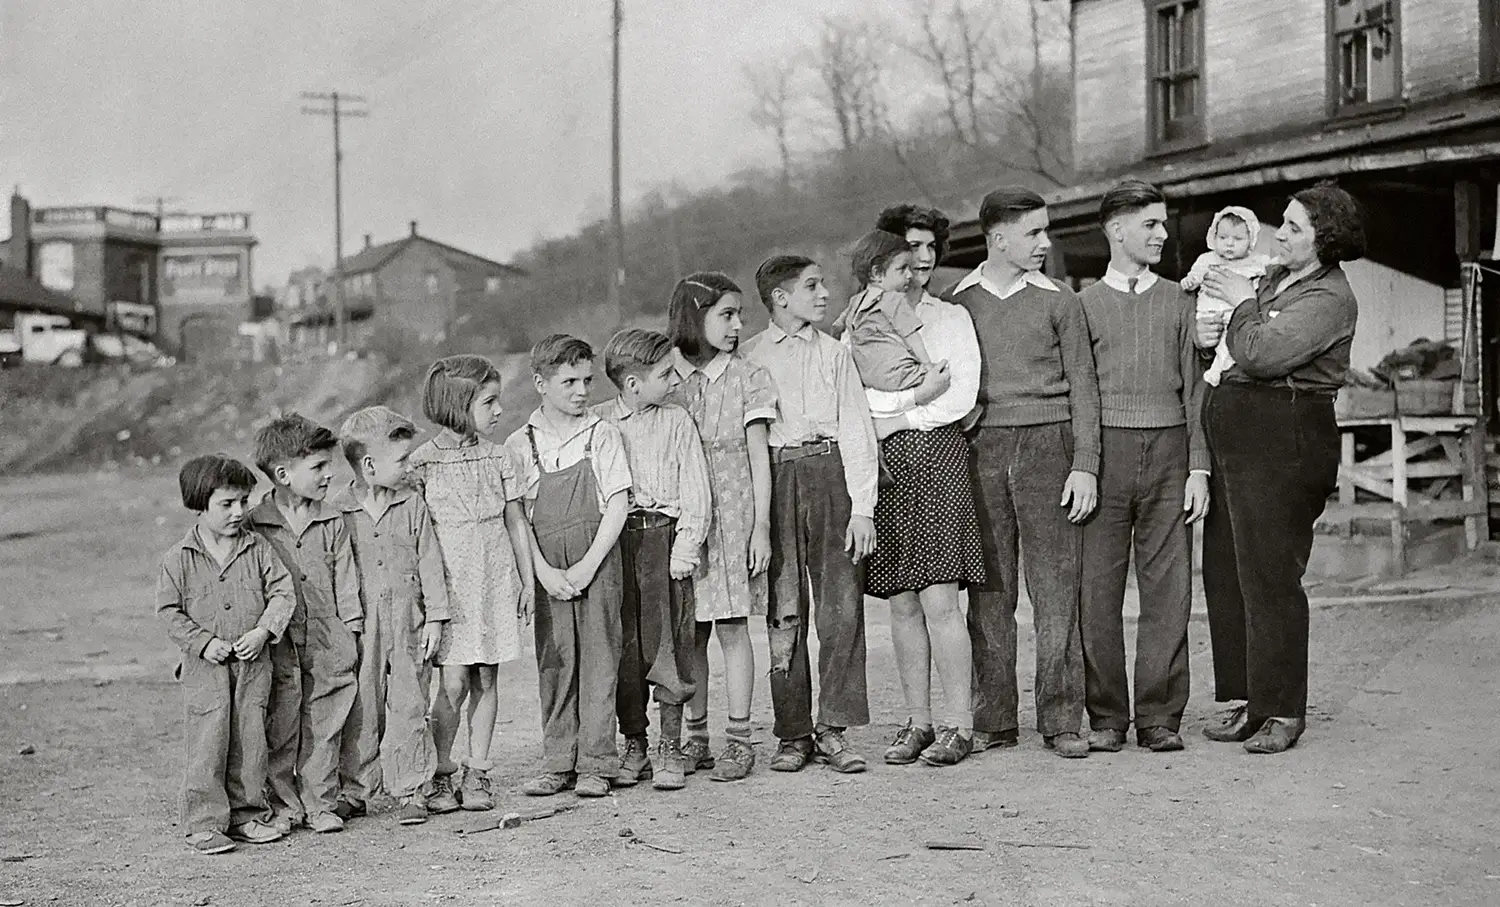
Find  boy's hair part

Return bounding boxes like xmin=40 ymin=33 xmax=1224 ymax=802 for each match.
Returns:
xmin=979 ymin=186 xmax=1047 ymax=233
xmin=604 ymin=328 xmax=675 ymax=389
xmin=849 ymin=230 xmax=910 ymax=288
xmin=179 ymin=454 xmax=257 ymax=511
xmin=1098 ymin=179 xmax=1166 ymax=227
xmin=253 ymin=413 xmax=338 ymax=479
xmin=754 ymin=254 xmax=816 ymax=310
xmin=875 ymin=203 xmax=951 ymax=264
xmin=422 ymin=354 xmax=502 ymax=436
xmin=668 ymin=271 xmax=741 ymax=361
xmin=340 ymin=405 xmax=417 ymax=473
xmin=529 ymin=333 xmax=594 ymax=379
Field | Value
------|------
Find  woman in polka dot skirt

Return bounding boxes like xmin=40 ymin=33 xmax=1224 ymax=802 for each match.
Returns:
xmin=854 ymin=204 xmax=987 ymax=767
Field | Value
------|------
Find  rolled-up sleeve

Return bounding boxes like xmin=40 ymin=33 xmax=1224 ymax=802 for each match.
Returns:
xmin=255 ymin=544 xmax=296 ymax=641
xmin=832 ymin=343 xmax=880 ymax=518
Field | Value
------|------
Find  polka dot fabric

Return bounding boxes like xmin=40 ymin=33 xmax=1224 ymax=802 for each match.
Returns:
xmin=866 ymin=425 xmax=986 ymax=598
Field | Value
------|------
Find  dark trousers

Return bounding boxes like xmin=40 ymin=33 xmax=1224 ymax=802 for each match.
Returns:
xmin=767 ymin=449 xmax=870 ymax=740
xmin=1080 ymin=426 xmax=1192 ymax=733
xmin=1202 ymin=383 xmax=1338 ymax=723
xmin=967 ymin=423 xmax=1085 ymax=738
xmin=617 ymin=518 xmax=698 ymax=738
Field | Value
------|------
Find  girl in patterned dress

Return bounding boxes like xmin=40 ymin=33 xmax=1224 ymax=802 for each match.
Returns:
xmin=409 ymin=355 xmax=534 ymax=812
xmin=667 ymin=273 xmax=777 ymax=782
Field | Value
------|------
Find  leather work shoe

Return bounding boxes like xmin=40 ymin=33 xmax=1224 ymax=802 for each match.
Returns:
xmin=397 ymin=797 xmax=429 ymax=826
xmin=458 ymin=767 xmax=495 ymax=811
xmin=1138 ymin=727 xmax=1185 ymax=752
xmin=226 ymin=820 xmax=283 ymax=845
xmin=1088 ymin=728 xmax=1126 ymax=752
xmin=652 ymin=740 xmax=687 ymax=791
xmin=306 ymin=812 xmax=345 ymax=834
xmin=1044 ymin=732 xmax=1089 ymax=759
xmin=970 ymin=728 xmax=1020 ymax=752
xmin=332 ymin=798 xmax=366 ymax=822
xmin=918 ymin=727 xmax=973 ymax=766
xmin=1243 ymin=717 xmax=1305 ymax=754
xmin=682 ymin=737 xmax=715 ymax=775
xmin=710 ymin=738 xmax=756 ymax=782
xmin=1203 ymin=704 xmax=1258 ymax=742
xmin=574 ymin=774 xmax=611 ymax=798
xmin=426 ymin=773 xmax=461 ymax=814
xmin=884 ymin=720 xmax=937 ymax=765
xmin=769 ymin=737 xmax=814 ymax=773
xmin=615 ymin=735 xmax=653 ymax=787
xmin=521 ymin=771 xmax=576 ymax=797
xmin=813 ymin=727 xmax=868 ymax=773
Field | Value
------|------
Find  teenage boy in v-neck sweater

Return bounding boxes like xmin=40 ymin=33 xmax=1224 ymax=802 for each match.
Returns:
xmin=949 ymin=186 xmax=1100 ymax=760
xmin=1076 ymin=180 xmax=1209 ymax=755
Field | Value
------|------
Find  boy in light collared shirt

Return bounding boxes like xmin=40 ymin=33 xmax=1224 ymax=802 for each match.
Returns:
xmin=741 ymin=254 xmax=879 ymax=776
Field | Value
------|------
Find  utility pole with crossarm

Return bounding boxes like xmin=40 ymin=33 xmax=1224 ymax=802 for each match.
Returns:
xmin=301 ymin=90 xmax=368 ymax=351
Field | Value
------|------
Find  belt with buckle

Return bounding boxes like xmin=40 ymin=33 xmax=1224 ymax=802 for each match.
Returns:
xmin=773 ymin=440 xmax=837 ymax=464
xmin=626 ymin=510 xmax=675 ymax=531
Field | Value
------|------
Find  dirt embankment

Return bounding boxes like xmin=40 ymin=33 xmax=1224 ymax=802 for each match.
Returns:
xmin=0 ymin=352 xmax=535 ymax=476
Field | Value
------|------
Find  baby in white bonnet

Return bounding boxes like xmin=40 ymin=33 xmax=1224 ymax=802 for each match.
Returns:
xmin=1182 ymin=206 xmax=1277 ymax=386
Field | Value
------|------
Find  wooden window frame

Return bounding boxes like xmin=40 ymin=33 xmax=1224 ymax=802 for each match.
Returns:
xmin=1326 ymin=0 xmax=1404 ymax=119
xmin=1482 ymin=0 xmax=1500 ymax=85
xmin=1145 ymin=0 xmax=1207 ymax=156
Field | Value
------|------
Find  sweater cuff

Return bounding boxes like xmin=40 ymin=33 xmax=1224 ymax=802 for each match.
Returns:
xmin=1071 ymin=451 xmax=1101 ymax=477
xmin=1189 ymin=450 xmax=1212 ymax=473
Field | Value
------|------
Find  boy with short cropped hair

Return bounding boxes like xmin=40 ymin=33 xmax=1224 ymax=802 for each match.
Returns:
xmin=742 ymin=254 xmax=880 ymax=774
xmin=332 ymin=406 xmax=450 ymax=825
xmin=157 ymin=454 xmax=295 ymax=855
xmin=250 ymin=413 xmax=364 ymax=834
xmin=950 ymin=186 xmax=1100 ymax=760
xmin=506 ymin=334 xmax=633 ymax=799
xmin=594 ymin=328 xmax=713 ymax=791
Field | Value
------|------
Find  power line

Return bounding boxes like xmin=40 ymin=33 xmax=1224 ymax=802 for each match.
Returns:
xmin=301 ymin=91 xmax=369 ymax=351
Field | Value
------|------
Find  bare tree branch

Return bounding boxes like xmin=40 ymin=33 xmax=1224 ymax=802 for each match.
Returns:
xmin=745 ymin=59 xmax=800 ymax=192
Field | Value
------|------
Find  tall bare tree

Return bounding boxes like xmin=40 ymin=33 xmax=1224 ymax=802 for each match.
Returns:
xmin=815 ymin=17 xmax=885 ymax=153
xmin=745 ymin=59 xmax=800 ymax=192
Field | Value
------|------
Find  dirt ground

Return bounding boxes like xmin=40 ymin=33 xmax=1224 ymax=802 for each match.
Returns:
xmin=2 ymin=469 xmax=1498 ymax=907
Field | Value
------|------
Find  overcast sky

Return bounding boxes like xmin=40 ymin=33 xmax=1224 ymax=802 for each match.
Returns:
xmin=0 ymin=0 xmax=915 ymax=286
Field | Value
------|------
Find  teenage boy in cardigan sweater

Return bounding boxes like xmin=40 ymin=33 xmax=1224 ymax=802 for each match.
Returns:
xmin=950 ymin=187 xmax=1100 ymax=760
xmin=1077 ymin=180 xmax=1210 ymax=755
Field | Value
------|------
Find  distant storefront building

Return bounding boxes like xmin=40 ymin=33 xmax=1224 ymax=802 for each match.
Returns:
xmin=4 ymin=192 xmax=255 ymax=357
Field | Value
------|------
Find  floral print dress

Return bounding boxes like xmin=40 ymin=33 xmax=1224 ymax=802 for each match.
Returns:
xmin=670 ymin=351 xmax=778 ymax=621
xmin=409 ymin=432 xmax=525 ymax=665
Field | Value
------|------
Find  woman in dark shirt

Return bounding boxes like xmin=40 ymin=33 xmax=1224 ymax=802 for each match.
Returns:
xmin=1194 ymin=181 xmax=1365 ymax=754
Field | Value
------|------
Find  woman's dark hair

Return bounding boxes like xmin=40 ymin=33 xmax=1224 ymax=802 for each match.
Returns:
xmin=849 ymin=230 xmax=910 ymax=289
xmin=875 ymin=204 xmax=951 ymax=265
xmin=669 ymin=272 xmax=742 ymax=360
xmin=1292 ymin=181 xmax=1367 ymax=264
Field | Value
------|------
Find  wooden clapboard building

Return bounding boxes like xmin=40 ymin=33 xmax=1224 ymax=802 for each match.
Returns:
xmin=947 ymin=0 xmax=1500 ymax=571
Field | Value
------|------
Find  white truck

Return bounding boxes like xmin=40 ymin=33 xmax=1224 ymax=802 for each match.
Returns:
xmin=0 ymin=312 xmax=87 ymax=367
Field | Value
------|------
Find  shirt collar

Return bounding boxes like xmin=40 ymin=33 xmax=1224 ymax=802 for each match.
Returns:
xmin=764 ymin=321 xmax=818 ymax=343
xmin=329 ymin=480 xmax=412 ymax=516
xmin=604 ymin=396 xmax=660 ymax=421
xmin=673 ymin=349 xmax=731 ymax=382
xmin=248 ymin=493 xmax=338 ymax=530
xmin=178 ymin=525 xmax=257 ymax=563
xmin=1101 ymin=265 xmax=1158 ymax=294
xmin=526 ymin=407 xmax=602 ymax=441
xmin=954 ymin=265 xmax=1057 ymax=299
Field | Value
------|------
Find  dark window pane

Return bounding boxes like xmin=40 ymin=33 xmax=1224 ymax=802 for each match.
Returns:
xmin=1180 ymin=3 xmax=1200 ymax=68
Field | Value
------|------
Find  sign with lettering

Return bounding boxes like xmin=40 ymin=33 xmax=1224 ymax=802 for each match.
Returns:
xmin=38 ymin=242 xmax=75 ymax=291
xmin=159 ymin=213 xmax=250 ymax=233
xmin=103 ymin=208 xmax=160 ymax=232
xmin=162 ymin=254 xmax=243 ymax=298
xmin=35 ymin=207 xmax=101 ymax=225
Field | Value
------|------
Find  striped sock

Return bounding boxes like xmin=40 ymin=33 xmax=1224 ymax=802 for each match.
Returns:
xmin=726 ymin=716 xmax=751 ymax=743
xmin=686 ymin=715 xmax=709 ymax=743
